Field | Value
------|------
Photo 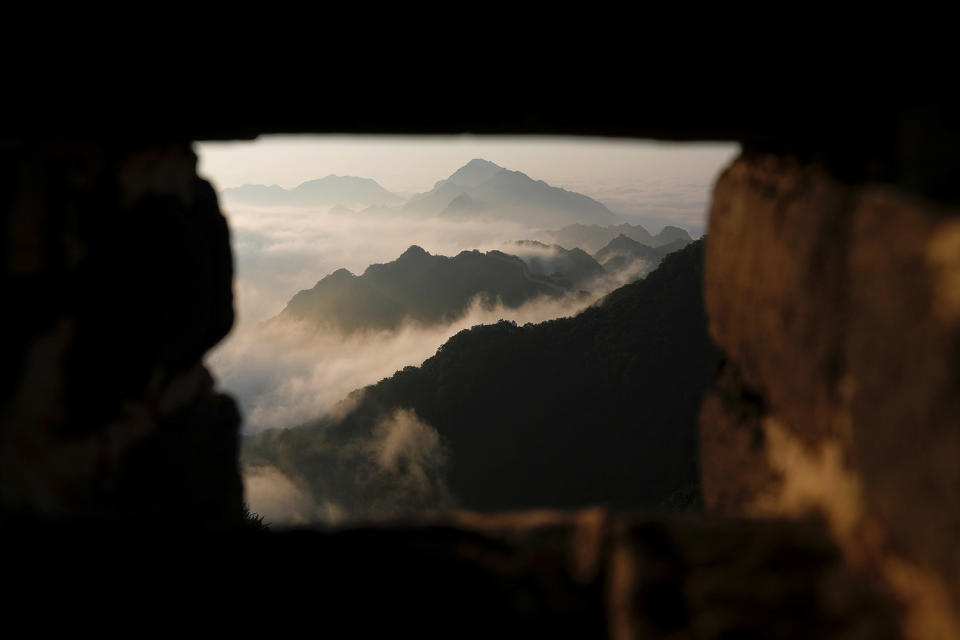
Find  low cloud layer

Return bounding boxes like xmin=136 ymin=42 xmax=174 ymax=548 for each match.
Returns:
xmin=563 ymin=178 xmax=717 ymax=236
xmin=222 ymin=204 xmax=542 ymax=327
xmin=210 ymin=289 xmax=597 ymax=433
xmin=207 ymin=203 xmax=667 ymax=434
xmin=244 ymin=408 xmax=453 ymax=526
xmin=197 ymin=141 xmax=737 ymax=525
xmin=243 ymin=464 xmax=335 ymax=525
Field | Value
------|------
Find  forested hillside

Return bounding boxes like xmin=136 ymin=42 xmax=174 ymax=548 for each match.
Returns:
xmin=246 ymin=240 xmax=719 ymax=515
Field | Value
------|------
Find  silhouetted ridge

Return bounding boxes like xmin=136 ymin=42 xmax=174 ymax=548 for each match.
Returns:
xmin=404 ymin=159 xmax=616 ymax=226
xmin=594 ymin=234 xmax=662 ymax=264
xmin=589 ymin=234 xmax=690 ymax=279
xmin=277 ymin=245 xmax=569 ymax=333
xmin=442 ymin=192 xmax=492 ymax=216
xmin=280 ymin=267 xmax=405 ymax=332
xmin=398 ymin=245 xmax=430 ymax=260
xmin=503 ymin=240 xmax=607 ymax=288
xmin=544 ymin=223 xmax=694 ymax=254
xmin=328 ymin=267 xmax=355 ymax=279
xmin=221 ymin=175 xmax=402 ymax=208
xmin=447 ymin=159 xmax=504 ymax=187
xmin=656 ymin=225 xmax=693 ymax=245
xmin=249 ymin=240 xmax=720 ymax=513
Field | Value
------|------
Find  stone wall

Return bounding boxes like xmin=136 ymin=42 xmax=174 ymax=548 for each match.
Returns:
xmin=701 ymin=151 xmax=960 ymax=638
xmin=2 ymin=129 xmax=957 ymax=636
xmin=0 ymin=141 xmax=243 ymax=527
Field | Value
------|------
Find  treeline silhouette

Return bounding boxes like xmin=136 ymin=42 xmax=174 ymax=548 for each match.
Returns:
xmin=278 ymin=246 xmax=571 ymax=334
xmin=246 ymin=240 xmax=719 ymax=514
xmin=543 ymin=223 xmax=692 ymax=254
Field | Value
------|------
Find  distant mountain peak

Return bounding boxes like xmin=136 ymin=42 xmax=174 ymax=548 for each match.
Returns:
xmin=655 ymin=226 xmax=693 ymax=245
xmin=610 ymin=233 xmax=640 ymax=246
xmin=399 ymin=245 xmax=430 ymax=259
xmin=296 ymin=175 xmax=355 ymax=186
xmin=406 ymin=160 xmax=615 ymax=227
xmin=446 ymin=159 xmax=505 ymax=188
xmin=464 ymin=158 xmax=501 ymax=170
xmin=278 ymin=243 xmax=571 ymax=334
xmin=316 ymin=268 xmax=356 ymax=286
xmin=442 ymin=192 xmax=492 ymax=216
xmin=511 ymin=239 xmax=551 ymax=249
xmin=545 ymin=223 xmax=660 ymax=254
xmin=222 ymin=174 xmax=400 ymax=207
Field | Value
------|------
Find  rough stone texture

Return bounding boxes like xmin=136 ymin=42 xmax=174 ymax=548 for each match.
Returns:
xmin=702 ymin=151 xmax=960 ymax=635
xmin=0 ymin=141 xmax=242 ymax=527
xmin=3 ymin=509 xmax=900 ymax=638
xmin=3 ymin=118 xmax=956 ymax=634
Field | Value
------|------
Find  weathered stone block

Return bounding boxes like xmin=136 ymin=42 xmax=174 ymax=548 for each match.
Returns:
xmin=701 ymin=152 xmax=960 ymax=636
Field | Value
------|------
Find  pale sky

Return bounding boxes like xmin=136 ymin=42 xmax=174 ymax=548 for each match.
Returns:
xmin=195 ymin=135 xmax=739 ymax=234
xmin=196 ymin=135 xmax=738 ymax=194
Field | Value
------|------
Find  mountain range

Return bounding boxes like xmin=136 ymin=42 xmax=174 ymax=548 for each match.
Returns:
xmin=403 ymin=159 xmax=617 ymax=227
xmin=277 ymin=245 xmax=569 ymax=333
xmin=593 ymin=234 xmax=688 ymax=273
xmin=221 ymin=175 xmax=403 ymax=208
xmin=275 ymin=228 xmax=693 ymax=334
xmin=500 ymin=240 xmax=606 ymax=289
xmin=245 ymin=240 xmax=720 ymax=514
xmin=543 ymin=223 xmax=693 ymax=254
xmin=218 ymin=160 xmax=702 ymax=236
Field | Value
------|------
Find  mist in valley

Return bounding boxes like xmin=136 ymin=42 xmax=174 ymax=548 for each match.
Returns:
xmin=196 ymin=137 xmax=737 ymax=525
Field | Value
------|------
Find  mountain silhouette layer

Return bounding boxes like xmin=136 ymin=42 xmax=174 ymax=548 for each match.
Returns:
xmin=592 ymin=234 xmax=689 ymax=274
xmin=545 ymin=223 xmax=693 ymax=254
xmin=278 ymin=245 xmax=569 ymax=333
xmin=405 ymin=159 xmax=617 ymax=227
xmin=247 ymin=240 xmax=720 ymax=514
xmin=594 ymin=234 xmax=664 ymax=267
xmin=222 ymin=175 xmax=402 ymax=208
xmin=502 ymin=240 xmax=606 ymax=289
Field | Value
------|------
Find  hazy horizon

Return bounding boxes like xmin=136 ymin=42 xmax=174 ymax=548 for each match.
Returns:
xmin=193 ymin=136 xmax=738 ymax=523
xmin=197 ymin=135 xmax=739 ymax=438
xmin=197 ymin=135 xmax=738 ymax=236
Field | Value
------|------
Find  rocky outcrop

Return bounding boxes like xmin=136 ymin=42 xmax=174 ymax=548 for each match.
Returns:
xmin=701 ymin=151 xmax=960 ymax=637
xmin=0 ymin=142 xmax=243 ymax=527
xmin=4 ymin=104 xmax=958 ymax=636
xmin=3 ymin=509 xmax=900 ymax=638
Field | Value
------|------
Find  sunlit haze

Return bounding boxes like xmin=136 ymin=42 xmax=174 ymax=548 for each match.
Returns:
xmin=197 ymin=135 xmax=738 ymax=234
xmin=194 ymin=135 xmax=739 ymax=523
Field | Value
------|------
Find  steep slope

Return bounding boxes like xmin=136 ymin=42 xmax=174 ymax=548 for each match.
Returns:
xmin=504 ymin=240 xmax=606 ymax=288
xmin=222 ymin=175 xmax=402 ymax=208
xmin=279 ymin=268 xmax=407 ymax=333
xmin=441 ymin=192 xmax=491 ymax=216
xmin=544 ymin=223 xmax=695 ymax=254
xmin=278 ymin=245 xmax=566 ymax=332
xmin=588 ymin=235 xmax=693 ymax=287
xmin=593 ymin=234 xmax=665 ymax=271
xmin=247 ymin=241 xmax=720 ymax=513
xmin=654 ymin=225 xmax=693 ymax=246
xmin=446 ymin=158 xmax=503 ymax=187
xmin=654 ymin=237 xmax=690 ymax=255
xmin=545 ymin=223 xmax=658 ymax=253
xmin=404 ymin=159 xmax=616 ymax=227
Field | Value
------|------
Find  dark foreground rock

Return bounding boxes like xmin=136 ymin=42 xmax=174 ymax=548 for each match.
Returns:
xmin=4 ymin=510 xmax=901 ymax=639
xmin=701 ymin=152 xmax=960 ymax=638
xmin=5 ymin=97 xmax=959 ymax=638
xmin=0 ymin=142 xmax=243 ymax=527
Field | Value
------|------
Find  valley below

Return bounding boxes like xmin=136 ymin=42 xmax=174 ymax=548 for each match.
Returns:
xmin=202 ymin=157 xmax=716 ymax=525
